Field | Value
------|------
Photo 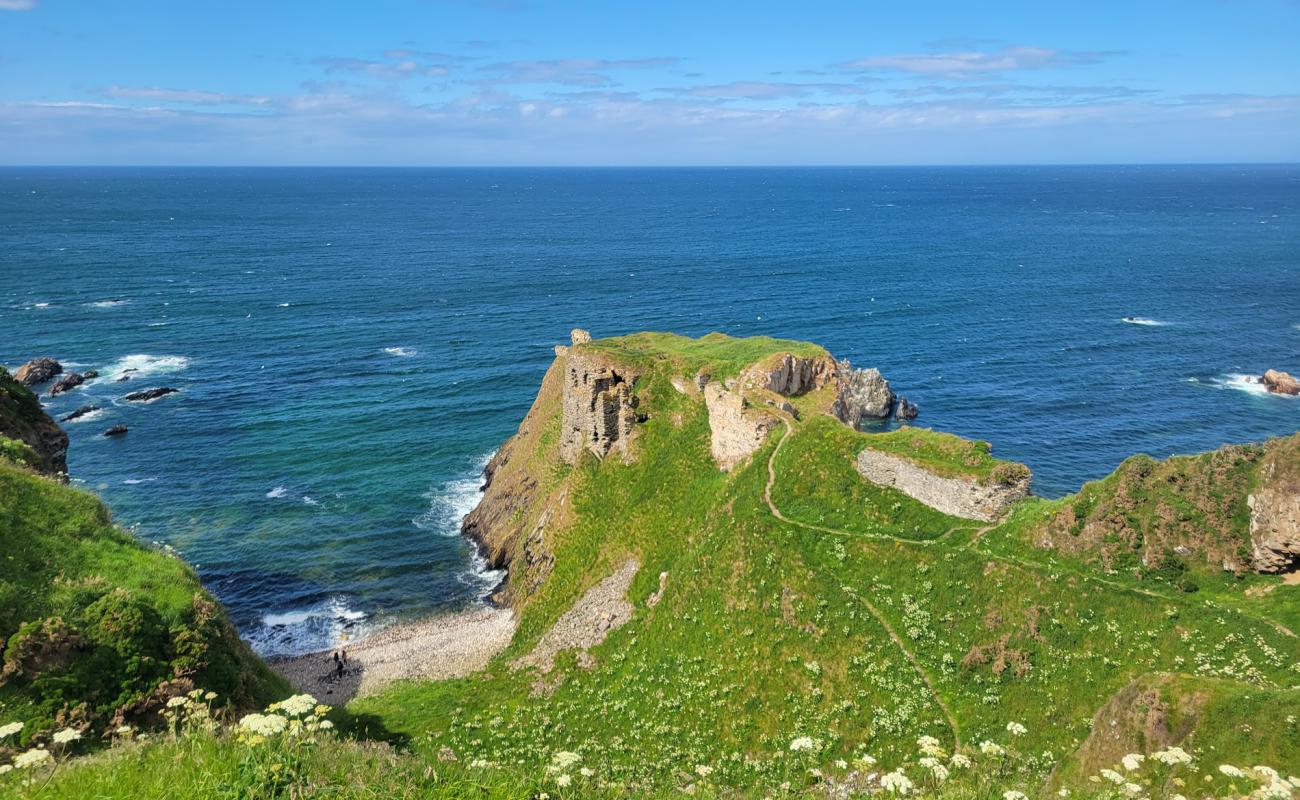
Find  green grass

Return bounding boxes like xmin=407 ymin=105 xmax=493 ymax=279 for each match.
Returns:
xmin=4 ymin=333 xmax=1298 ymax=798
xmin=0 ymin=459 xmax=286 ymax=743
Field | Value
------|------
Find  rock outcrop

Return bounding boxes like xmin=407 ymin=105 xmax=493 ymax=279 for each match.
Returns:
xmin=703 ymin=382 xmax=780 ymax=471
xmin=103 ymin=425 xmax=129 ymax=437
xmin=833 ymin=366 xmax=897 ymax=426
xmin=1261 ymin=369 xmax=1300 ymax=396
xmin=894 ymin=396 xmax=919 ymax=421
xmin=0 ymin=368 xmax=69 ymax=477
xmin=124 ymin=387 xmax=179 ymax=403
xmin=61 ymin=404 xmax=101 ymax=422
xmin=557 ymin=340 xmax=639 ymax=465
xmin=1247 ymin=442 xmax=1300 ymax=573
xmin=14 ymin=358 xmax=62 ymax=387
xmin=741 ymin=353 xmax=837 ymax=395
xmin=856 ymin=449 xmax=1030 ymax=522
xmin=49 ymin=372 xmax=86 ymax=396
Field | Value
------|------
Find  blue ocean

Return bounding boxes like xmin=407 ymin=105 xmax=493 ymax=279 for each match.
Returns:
xmin=2 ymin=166 xmax=1297 ymax=656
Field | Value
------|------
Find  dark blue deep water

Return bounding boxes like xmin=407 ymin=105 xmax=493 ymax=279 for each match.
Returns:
xmin=2 ymin=166 xmax=1297 ymax=655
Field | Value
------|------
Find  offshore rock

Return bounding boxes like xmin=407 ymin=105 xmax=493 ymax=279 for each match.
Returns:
xmin=49 ymin=372 xmax=86 ymax=396
xmin=704 ymin=382 xmax=780 ymax=471
xmin=103 ymin=425 xmax=129 ymax=437
xmin=895 ymin=396 xmax=919 ymax=421
xmin=558 ymin=351 xmax=639 ymax=464
xmin=14 ymin=358 xmax=62 ymax=387
xmin=1261 ymin=369 xmax=1300 ymax=396
xmin=833 ymin=366 xmax=896 ymax=427
xmin=124 ymin=387 xmax=179 ymax=403
xmin=61 ymin=405 xmax=101 ymax=422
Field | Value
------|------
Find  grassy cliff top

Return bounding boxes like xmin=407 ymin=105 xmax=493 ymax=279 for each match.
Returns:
xmin=580 ymin=331 xmax=828 ymax=380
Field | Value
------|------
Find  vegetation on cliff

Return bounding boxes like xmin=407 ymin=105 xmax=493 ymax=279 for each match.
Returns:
xmin=0 ymin=449 xmax=285 ymax=750
xmin=4 ymin=332 xmax=1298 ymax=798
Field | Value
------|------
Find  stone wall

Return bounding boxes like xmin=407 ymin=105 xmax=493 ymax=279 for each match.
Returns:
xmin=855 ymin=448 xmax=1029 ymax=522
xmin=558 ymin=344 xmax=640 ymax=465
xmin=703 ymin=382 xmax=780 ymax=471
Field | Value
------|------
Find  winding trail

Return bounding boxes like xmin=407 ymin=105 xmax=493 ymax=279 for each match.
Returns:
xmin=763 ymin=421 xmax=963 ymax=751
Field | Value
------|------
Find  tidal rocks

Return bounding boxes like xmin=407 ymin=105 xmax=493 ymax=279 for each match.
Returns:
xmin=569 ymin=328 xmax=592 ymax=345
xmin=895 ymin=396 xmax=919 ymax=421
xmin=116 ymin=369 xmax=138 ymax=383
xmin=1261 ymin=369 xmax=1300 ymax=396
xmin=14 ymin=358 xmax=62 ymax=387
xmin=49 ymin=372 xmax=86 ymax=396
xmin=557 ymin=351 xmax=639 ymax=465
xmin=124 ymin=387 xmax=179 ymax=403
xmin=855 ymin=449 xmax=1030 ymax=522
xmin=103 ymin=425 xmax=129 ymax=437
xmin=82 ymin=370 xmax=99 ymax=380
xmin=703 ymin=382 xmax=780 ymax=471
xmin=60 ymin=405 xmax=101 ymax=422
xmin=833 ymin=366 xmax=897 ymax=427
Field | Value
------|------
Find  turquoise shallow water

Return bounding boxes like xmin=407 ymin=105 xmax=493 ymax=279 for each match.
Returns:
xmin=1 ymin=165 xmax=1297 ymax=655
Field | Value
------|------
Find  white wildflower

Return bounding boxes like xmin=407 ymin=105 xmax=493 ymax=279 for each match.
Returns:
xmin=1151 ymin=747 xmax=1193 ymax=766
xmin=238 ymin=713 xmax=288 ymax=736
xmin=316 ymin=720 xmax=333 ymax=730
xmin=1006 ymin=721 xmax=1027 ymax=736
xmin=950 ymin=753 xmax=971 ymax=769
xmin=0 ymin=765 xmax=11 ymax=775
xmin=165 ymin=696 xmax=188 ymax=709
xmin=1122 ymin=753 xmax=1145 ymax=771
xmin=551 ymin=751 xmax=581 ymax=769
xmin=278 ymin=694 xmax=317 ymax=717
xmin=694 ymin=765 xmax=713 ymax=777
xmin=51 ymin=728 xmax=81 ymax=745
xmin=1219 ymin=765 xmax=1246 ymax=779
xmin=1101 ymin=769 xmax=1126 ymax=785
xmin=114 ymin=726 xmax=132 ymax=736
xmin=1254 ymin=766 xmax=1281 ymax=782
xmin=789 ymin=736 xmax=819 ymax=752
xmin=1005 ymin=792 xmax=1028 ymax=800
xmin=855 ymin=753 xmax=877 ymax=768
xmin=979 ymin=741 xmax=1005 ymax=756
xmin=880 ymin=769 xmax=913 ymax=796
xmin=204 ymin=691 xmax=217 ymax=701
xmin=917 ymin=735 xmax=942 ymax=751
xmin=1287 ymin=776 xmax=1300 ymax=789
xmin=1123 ymin=782 xmax=1142 ymax=795
xmin=13 ymin=748 xmax=51 ymax=769
xmin=579 ymin=767 xmax=594 ymax=778
xmin=0 ymin=722 xmax=22 ymax=739
xmin=554 ymin=774 xmax=572 ymax=788
xmin=835 ymin=759 xmax=848 ymax=770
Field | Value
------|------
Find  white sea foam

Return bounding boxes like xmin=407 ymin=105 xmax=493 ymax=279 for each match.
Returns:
xmin=253 ymin=596 xmax=371 ymax=655
xmin=102 ymin=353 xmax=190 ymax=381
xmin=1121 ymin=316 xmax=1171 ymax=326
xmin=277 ymin=303 xmax=291 ymax=308
xmin=33 ymin=302 xmax=50 ymax=308
xmin=86 ymin=299 xmax=130 ymax=309
xmin=302 ymin=495 xmax=319 ymax=506
xmin=1210 ymin=373 xmax=1284 ymax=397
xmin=266 ymin=486 xmax=288 ymax=499
xmin=67 ymin=408 xmax=108 ymax=424
xmin=414 ymin=452 xmax=494 ymax=536
xmin=147 ymin=322 xmax=169 ymax=327
xmin=383 ymin=346 xmax=417 ymax=357
xmin=123 ymin=478 xmax=157 ymax=485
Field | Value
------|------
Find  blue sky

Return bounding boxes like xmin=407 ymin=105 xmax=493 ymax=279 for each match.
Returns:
xmin=1 ymin=0 xmax=1297 ymax=165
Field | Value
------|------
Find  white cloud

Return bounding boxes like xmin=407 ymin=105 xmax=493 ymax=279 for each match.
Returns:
xmin=105 ymin=85 xmax=271 ymax=106
xmin=841 ymin=46 xmax=1115 ymax=78
xmin=476 ymin=57 xmax=678 ymax=86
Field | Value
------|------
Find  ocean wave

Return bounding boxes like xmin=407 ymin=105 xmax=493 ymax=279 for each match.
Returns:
xmin=1201 ymin=373 xmax=1294 ymax=398
xmin=383 ymin=346 xmax=417 ymax=358
xmin=67 ymin=408 xmax=108 ymax=424
xmin=413 ymin=452 xmax=494 ymax=536
xmin=102 ymin=353 xmax=190 ymax=381
xmin=266 ymin=486 xmax=288 ymax=499
xmin=86 ymin=299 xmax=130 ymax=309
xmin=1120 ymin=316 xmax=1171 ymax=327
xmin=32 ymin=302 xmax=50 ymax=309
xmin=123 ymin=477 xmax=158 ymax=485
xmin=302 ymin=495 xmax=319 ymax=506
xmin=248 ymin=595 xmax=371 ymax=657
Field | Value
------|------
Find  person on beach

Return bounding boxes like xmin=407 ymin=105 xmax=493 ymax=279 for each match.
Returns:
xmin=332 ymin=650 xmax=344 ymax=679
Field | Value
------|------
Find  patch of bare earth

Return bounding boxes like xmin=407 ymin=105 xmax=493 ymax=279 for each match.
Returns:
xmin=513 ymin=558 xmax=640 ymax=674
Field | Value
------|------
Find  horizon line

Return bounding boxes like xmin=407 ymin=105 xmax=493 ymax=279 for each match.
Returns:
xmin=2 ymin=161 xmax=1298 ymax=169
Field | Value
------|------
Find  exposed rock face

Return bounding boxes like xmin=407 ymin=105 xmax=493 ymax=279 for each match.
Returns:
xmin=742 ymin=353 xmax=837 ymax=395
xmin=49 ymin=372 xmax=86 ymax=396
xmin=0 ymin=369 xmax=69 ymax=477
xmin=558 ymin=352 xmax=639 ymax=465
xmin=833 ymin=367 xmax=897 ymax=426
xmin=856 ymin=449 xmax=1030 ymax=522
xmin=124 ymin=387 xmax=179 ymax=403
xmin=704 ymin=382 xmax=780 ymax=471
xmin=1261 ymin=369 xmax=1300 ymax=396
xmin=570 ymin=328 xmax=592 ymax=345
xmin=14 ymin=358 xmax=62 ymax=387
xmin=894 ymin=396 xmax=918 ymax=421
xmin=1248 ymin=443 xmax=1300 ymax=573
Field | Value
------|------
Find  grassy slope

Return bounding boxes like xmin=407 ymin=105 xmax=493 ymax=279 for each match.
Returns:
xmin=0 ymin=459 xmax=286 ymax=743
xmin=347 ymin=334 xmax=1298 ymax=793
xmin=13 ymin=332 xmax=1300 ymax=798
